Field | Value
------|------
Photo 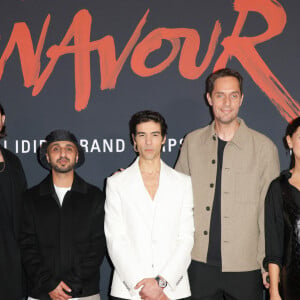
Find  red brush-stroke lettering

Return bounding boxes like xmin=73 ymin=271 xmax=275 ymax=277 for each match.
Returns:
xmin=0 ymin=15 xmax=50 ymax=87
xmin=214 ymin=0 xmax=300 ymax=121
xmin=0 ymin=9 xmax=149 ymax=111
xmin=131 ymin=22 xmax=221 ymax=79
xmin=0 ymin=2 xmax=298 ymax=120
xmin=34 ymin=9 xmax=149 ymax=111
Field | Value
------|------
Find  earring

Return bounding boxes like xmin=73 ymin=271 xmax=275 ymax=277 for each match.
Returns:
xmin=290 ymin=148 xmax=293 ymax=156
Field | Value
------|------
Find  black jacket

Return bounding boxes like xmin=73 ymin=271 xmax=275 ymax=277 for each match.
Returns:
xmin=20 ymin=173 xmax=106 ymax=299
xmin=0 ymin=146 xmax=27 ymax=300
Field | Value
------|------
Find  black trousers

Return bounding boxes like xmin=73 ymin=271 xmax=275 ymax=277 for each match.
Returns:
xmin=188 ymin=260 xmax=263 ymax=300
xmin=110 ymin=296 xmax=191 ymax=300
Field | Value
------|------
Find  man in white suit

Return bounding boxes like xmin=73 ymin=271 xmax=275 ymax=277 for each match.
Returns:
xmin=105 ymin=110 xmax=194 ymax=300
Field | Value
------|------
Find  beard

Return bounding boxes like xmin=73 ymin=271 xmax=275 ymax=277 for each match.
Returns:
xmin=50 ymin=157 xmax=76 ymax=173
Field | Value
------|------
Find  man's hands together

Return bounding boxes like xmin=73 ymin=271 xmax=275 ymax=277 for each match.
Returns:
xmin=49 ymin=281 xmax=72 ymax=300
xmin=135 ymin=278 xmax=168 ymax=300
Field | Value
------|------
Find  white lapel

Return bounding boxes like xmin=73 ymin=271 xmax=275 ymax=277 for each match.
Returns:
xmin=150 ymin=160 xmax=174 ymax=231
xmin=126 ymin=157 xmax=157 ymax=230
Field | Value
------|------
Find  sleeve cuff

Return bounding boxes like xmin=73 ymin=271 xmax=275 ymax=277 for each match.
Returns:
xmin=263 ymin=256 xmax=283 ymax=271
xmin=42 ymin=277 xmax=60 ymax=295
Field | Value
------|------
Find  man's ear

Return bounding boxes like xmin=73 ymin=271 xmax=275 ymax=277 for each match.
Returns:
xmin=131 ymin=133 xmax=136 ymax=144
xmin=286 ymin=135 xmax=292 ymax=150
xmin=239 ymin=93 xmax=244 ymax=107
xmin=206 ymin=93 xmax=213 ymax=106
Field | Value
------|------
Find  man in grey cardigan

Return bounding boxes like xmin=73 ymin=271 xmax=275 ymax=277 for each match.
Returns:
xmin=176 ymin=68 xmax=279 ymax=300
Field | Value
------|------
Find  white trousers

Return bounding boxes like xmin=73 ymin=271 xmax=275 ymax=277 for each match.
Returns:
xmin=28 ymin=293 xmax=100 ymax=300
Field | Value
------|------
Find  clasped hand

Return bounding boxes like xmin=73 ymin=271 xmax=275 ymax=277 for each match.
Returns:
xmin=135 ymin=278 xmax=168 ymax=300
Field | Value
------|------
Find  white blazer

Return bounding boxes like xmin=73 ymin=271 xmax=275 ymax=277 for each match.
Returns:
xmin=105 ymin=158 xmax=194 ymax=299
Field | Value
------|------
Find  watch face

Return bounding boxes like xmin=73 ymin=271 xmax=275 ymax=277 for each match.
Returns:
xmin=158 ymin=278 xmax=167 ymax=288
xmin=155 ymin=276 xmax=167 ymax=288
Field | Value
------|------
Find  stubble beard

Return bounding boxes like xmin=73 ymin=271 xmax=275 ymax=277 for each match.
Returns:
xmin=50 ymin=158 xmax=76 ymax=173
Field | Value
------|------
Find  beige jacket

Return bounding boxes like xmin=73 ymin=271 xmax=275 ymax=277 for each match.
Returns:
xmin=175 ymin=119 xmax=279 ymax=272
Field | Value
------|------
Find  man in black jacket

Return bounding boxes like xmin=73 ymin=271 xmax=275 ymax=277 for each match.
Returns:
xmin=20 ymin=129 xmax=106 ymax=300
xmin=0 ymin=103 xmax=27 ymax=300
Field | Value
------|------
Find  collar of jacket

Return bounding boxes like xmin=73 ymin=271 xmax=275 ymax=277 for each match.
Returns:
xmin=280 ymin=169 xmax=292 ymax=181
xmin=39 ymin=172 xmax=88 ymax=196
xmin=204 ymin=118 xmax=249 ymax=150
xmin=0 ymin=145 xmax=16 ymax=172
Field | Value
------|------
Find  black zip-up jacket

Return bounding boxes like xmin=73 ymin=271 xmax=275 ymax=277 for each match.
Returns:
xmin=20 ymin=173 xmax=106 ymax=299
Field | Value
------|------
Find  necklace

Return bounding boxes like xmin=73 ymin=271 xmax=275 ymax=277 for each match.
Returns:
xmin=0 ymin=161 xmax=5 ymax=173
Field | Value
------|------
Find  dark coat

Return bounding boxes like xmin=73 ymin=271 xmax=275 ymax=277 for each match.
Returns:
xmin=20 ymin=173 xmax=106 ymax=299
xmin=0 ymin=146 xmax=27 ymax=300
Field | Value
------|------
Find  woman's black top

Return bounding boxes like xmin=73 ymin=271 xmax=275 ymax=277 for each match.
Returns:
xmin=264 ymin=170 xmax=300 ymax=299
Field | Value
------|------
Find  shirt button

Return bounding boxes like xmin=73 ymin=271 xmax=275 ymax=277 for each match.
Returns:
xmin=212 ymin=136 xmax=216 ymax=141
xmin=212 ymin=159 xmax=216 ymax=164
xmin=206 ymin=206 xmax=210 ymax=211
xmin=203 ymin=230 xmax=208 ymax=235
xmin=210 ymin=183 xmax=214 ymax=188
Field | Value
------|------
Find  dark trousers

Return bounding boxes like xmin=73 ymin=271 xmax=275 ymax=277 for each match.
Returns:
xmin=110 ymin=296 xmax=191 ymax=300
xmin=188 ymin=260 xmax=263 ymax=300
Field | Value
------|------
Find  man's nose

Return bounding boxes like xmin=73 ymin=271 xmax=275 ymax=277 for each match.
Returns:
xmin=145 ymin=136 xmax=152 ymax=144
xmin=60 ymin=147 xmax=66 ymax=156
xmin=224 ymin=94 xmax=231 ymax=105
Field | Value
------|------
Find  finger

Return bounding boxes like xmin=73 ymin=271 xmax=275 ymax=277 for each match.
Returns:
xmin=264 ymin=274 xmax=270 ymax=288
xmin=58 ymin=290 xmax=72 ymax=300
xmin=60 ymin=281 xmax=72 ymax=292
xmin=135 ymin=280 xmax=145 ymax=289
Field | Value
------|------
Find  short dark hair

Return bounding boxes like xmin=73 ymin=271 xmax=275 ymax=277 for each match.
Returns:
xmin=0 ymin=103 xmax=7 ymax=138
xmin=129 ymin=110 xmax=168 ymax=138
xmin=285 ymin=116 xmax=300 ymax=168
xmin=206 ymin=68 xmax=243 ymax=96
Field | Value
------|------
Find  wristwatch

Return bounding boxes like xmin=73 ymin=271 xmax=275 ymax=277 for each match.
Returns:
xmin=155 ymin=276 xmax=167 ymax=288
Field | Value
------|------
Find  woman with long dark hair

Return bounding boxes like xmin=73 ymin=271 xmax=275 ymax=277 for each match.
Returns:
xmin=264 ymin=116 xmax=300 ymax=300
